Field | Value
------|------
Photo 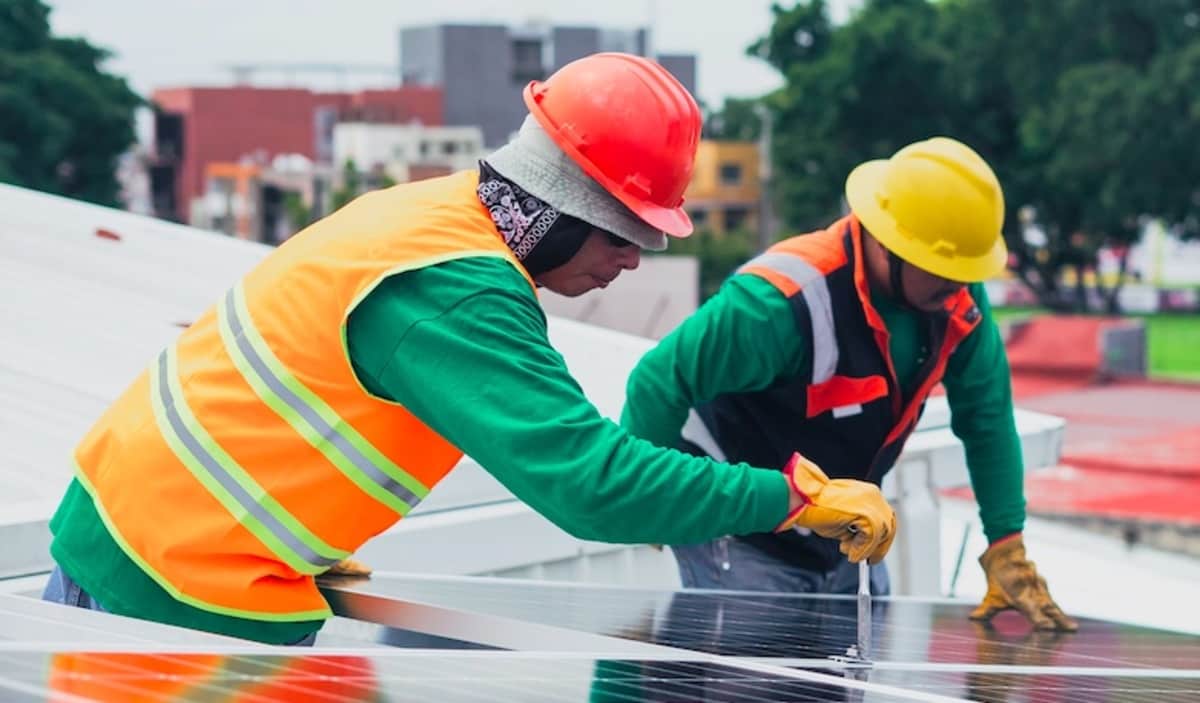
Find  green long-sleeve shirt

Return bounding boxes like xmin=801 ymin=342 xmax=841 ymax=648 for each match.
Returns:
xmin=621 ymin=273 xmax=1025 ymax=544
xmin=49 ymin=257 xmax=790 ymax=644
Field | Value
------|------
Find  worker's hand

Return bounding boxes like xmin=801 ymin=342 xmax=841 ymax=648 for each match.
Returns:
xmin=325 ymin=557 xmax=372 ymax=578
xmin=969 ymin=534 xmax=1077 ymax=631
xmin=774 ymin=452 xmax=897 ymax=564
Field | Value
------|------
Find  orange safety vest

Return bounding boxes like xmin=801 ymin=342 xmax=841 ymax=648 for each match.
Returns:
xmin=73 ymin=170 xmax=534 ymax=620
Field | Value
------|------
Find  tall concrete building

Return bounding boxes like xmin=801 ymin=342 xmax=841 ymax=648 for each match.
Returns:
xmin=400 ymin=23 xmax=697 ymax=147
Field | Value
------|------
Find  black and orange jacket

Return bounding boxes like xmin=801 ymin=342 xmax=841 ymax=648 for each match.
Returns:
xmin=679 ymin=215 xmax=982 ymax=570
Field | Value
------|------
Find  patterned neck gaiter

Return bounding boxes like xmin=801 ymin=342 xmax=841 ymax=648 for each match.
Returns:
xmin=477 ymin=160 xmax=561 ymax=260
xmin=477 ymin=161 xmax=594 ymax=277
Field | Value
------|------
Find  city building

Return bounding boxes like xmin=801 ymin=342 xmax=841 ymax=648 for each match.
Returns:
xmin=149 ymin=86 xmax=442 ymax=224
xmin=332 ymin=122 xmax=485 ymax=185
xmin=194 ymin=154 xmax=334 ymax=244
xmin=399 ymin=23 xmax=696 ymax=146
xmin=683 ymin=140 xmax=761 ymax=234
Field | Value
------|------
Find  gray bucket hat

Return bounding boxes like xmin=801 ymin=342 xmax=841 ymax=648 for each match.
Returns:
xmin=486 ymin=116 xmax=668 ymax=251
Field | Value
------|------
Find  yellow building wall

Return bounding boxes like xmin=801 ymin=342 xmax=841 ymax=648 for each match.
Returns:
xmin=685 ymin=140 xmax=761 ymax=234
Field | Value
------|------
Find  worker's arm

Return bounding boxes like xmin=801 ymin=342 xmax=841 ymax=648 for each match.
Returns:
xmin=946 ymin=288 xmax=1075 ymax=631
xmin=620 ymin=273 xmax=808 ymax=446
xmin=346 ymin=258 xmax=790 ymax=545
xmin=942 ymin=283 xmax=1026 ymax=543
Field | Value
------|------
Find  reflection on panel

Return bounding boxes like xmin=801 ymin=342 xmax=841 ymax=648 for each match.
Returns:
xmin=0 ymin=651 xmax=916 ymax=703
xmin=868 ymin=669 xmax=1200 ymax=703
xmin=3 ymin=649 xmax=1197 ymax=703
xmin=323 ymin=574 xmax=1200 ymax=669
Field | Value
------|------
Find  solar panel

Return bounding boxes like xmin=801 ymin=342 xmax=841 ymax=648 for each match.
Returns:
xmin=2 ymin=644 xmax=1197 ymax=702
xmin=866 ymin=669 xmax=1200 ymax=703
xmin=0 ymin=650 xmax=960 ymax=703
xmin=320 ymin=573 xmax=1200 ymax=670
xmin=0 ymin=594 xmax=237 ymax=648
xmin=2 ymin=520 xmax=1194 ymax=700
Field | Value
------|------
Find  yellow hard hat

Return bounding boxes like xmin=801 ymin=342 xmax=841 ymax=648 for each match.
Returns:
xmin=844 ymin=137 xmax=1007 ymax=282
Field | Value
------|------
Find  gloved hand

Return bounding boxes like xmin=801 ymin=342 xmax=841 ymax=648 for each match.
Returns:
xmin=774 ymin=452 xmax=897 ymax=564
xmin=325 ymin=557 xmax=372 ymax=578
xmin=969 ymin=534 xmax=1077 ymax=631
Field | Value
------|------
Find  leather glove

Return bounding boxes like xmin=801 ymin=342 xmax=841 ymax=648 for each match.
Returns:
xmin=969 ymin=534 xmax=1077 ymax=631
xmin=325 ymin=557 xmax=372 ymax=578
xmin=774 ymin=452 xmax=897 ymax=564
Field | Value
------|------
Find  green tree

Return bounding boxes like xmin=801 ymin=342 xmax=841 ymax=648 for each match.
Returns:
xmin=653 ymin=229 xmax=757 ymax=301
xmin=750 ymin=0 xmax=1200 ymax=312
xmin=703 ymin=97 xmax=763 ymax=141
xmin=939 ymin=0 xmax=1200 ymax=312
xmin=762 ymin=0 xmax=955 ymax=233
xmin=282 ymin=191 xmax=314 ymax=232
xmin=0 ymin=0 xmax=141 ymax=206
xmin=330 ymin=158 xmax=362 ymax=212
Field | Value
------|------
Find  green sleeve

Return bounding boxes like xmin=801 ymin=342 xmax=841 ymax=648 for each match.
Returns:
xmin=346 ymin=258 xmax=790 ymax=545
xmin=620 ymin=273 xmax=809 ymax=447
xmin=943 ymin=283 xmax=1026 ymax=543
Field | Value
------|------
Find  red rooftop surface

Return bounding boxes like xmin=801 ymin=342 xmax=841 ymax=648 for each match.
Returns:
xmin=945 ymin=316 xmax=1200 ymax=527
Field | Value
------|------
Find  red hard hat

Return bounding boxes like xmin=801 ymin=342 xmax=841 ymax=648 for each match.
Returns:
xmin=524 ymin=52 xmax=701 ymax=237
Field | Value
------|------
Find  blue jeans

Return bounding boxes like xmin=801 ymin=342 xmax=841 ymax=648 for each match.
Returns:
xmin=41 ymin=565 xmax=317 ymax=646
xmin=42 ymin=565 xmax=108 ymax=612
xmin=671 ymin=537 xmax=890 ymax=595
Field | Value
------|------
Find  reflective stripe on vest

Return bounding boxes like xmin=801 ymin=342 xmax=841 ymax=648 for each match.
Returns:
xmin=739 ymin=253 xmax=839 ymax=383
xmin=150 ymin=345 xmax=347 ymax=574
xmin=74 ymin=171 xmax=533 ymax=619
xmin=218 ymin=283 xmax=428 ymax=515
xmin=682 ymin=253 xmax=841 ymax=459
xmin=147 ymin=278 xmax=439 ymax=578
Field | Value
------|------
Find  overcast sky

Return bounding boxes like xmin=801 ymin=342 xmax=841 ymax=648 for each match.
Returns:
xmin=48 ymin=0 xmax=856 ymax=111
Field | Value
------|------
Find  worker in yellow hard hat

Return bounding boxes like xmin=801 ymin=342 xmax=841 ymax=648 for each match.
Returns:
xmin=623 ymin=137 xmax=1077 ymax=631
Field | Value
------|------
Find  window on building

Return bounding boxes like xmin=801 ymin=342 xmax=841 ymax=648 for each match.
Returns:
xmin=724 ymin=206 xmax=752 ymax=232
xmin=154 ymin=111 xmax=184 ymax=162
xmin=719 ymin=163 xmax=743 ymax=186
xmin=512 ymin=38 xmax=545 ymax=84
xmin=443 ymin=141 xmax=458 ymax=155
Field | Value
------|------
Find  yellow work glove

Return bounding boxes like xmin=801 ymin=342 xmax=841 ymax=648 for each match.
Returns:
xmin=325 ymin=557 xmax=372 ymax=578
xmin=774 ymin=452 xmax=897 ymax=564
xmin=969 ymin=535 xmax=1077 ymax=631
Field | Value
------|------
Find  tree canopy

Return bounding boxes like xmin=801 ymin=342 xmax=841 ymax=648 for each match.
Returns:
xmin=0 ymin=0 xmax=141 ymax=206
xmin=731 ymin=0 xmax=1200 ymax=311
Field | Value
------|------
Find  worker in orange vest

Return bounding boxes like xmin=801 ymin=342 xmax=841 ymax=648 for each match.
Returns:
xmin=41 ymin=53 xmax=897 ymax=645
xmin=623 ymin=138 xmax=1076 ymax=631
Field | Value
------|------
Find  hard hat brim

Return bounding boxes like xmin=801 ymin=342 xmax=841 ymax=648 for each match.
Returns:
xmin=845 ymin=161 xmax=1008 ymax=283
xmin=631 ymin=200 xmax=694 ymax=238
